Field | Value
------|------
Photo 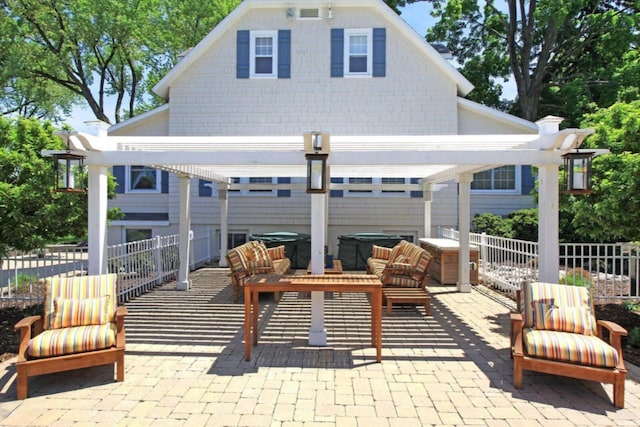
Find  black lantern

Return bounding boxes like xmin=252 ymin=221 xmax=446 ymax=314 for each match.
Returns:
xmin=562 ymin=150 xmax=594 ymax=195
xmin=52 ymin=132 xmax=86 ymax=193
xmin=305 ymin=131 xmax=329 ymax=194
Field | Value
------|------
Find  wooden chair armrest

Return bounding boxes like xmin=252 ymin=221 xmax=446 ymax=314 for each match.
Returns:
xmin=116 ymin=306 xmax=129 ymax=318
xmin=115 ymin=306 xmax=128 ymax=348
xmin=14 ymin=315 xmax=43 ymax=362
xmin=597 ymin=319 xmax=627 ymax=336
xmin=510 ymin=312 xmax=524 ymax=356
xmin=597 ymin=319 xmax=627 ymax=371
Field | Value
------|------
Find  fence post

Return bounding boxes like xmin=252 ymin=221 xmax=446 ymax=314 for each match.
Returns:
xmin=154 ymin=235 xmax=163 ymax=285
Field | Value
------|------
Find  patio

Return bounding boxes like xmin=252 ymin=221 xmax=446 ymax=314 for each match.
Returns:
xmin=1 ymin=268 xmax=639 ymax=426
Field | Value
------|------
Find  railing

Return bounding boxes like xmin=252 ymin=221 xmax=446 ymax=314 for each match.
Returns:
xmin=1 ymin=232 xmax=213 ymax=308
xmin=438 ymin=227 xmax=640 ymax=303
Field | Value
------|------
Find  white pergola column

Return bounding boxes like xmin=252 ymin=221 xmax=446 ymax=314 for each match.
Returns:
xmin=423 ymin=183 xmax=432 ymax=238
xmin=457 ymin=173 xmax=472 ymax=293
xmin=536 ymin=116 xmax=564 ymax=282
xmin=87 ymin=164 xmax=109 ymax=274
xmin=176 ymin=174 xmax=191 ymax=290
xmin=309 ymin=192 xmax=327 ymax=346
xmin=218 ymin=185 xmax=228 ymax=267
xmin=538 ymin=165 xmax=560 ymax=282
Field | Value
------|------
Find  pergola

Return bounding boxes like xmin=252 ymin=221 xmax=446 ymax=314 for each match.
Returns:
xmin=66 ymin=116 xmax=600 ymax=294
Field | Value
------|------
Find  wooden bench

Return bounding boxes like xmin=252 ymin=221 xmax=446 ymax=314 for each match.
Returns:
xmin=382 ymin=288 xmax=431 ymax=316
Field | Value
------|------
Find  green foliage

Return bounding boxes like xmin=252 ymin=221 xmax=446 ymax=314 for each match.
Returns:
xmin=559 ymin=268 xmax=591 ymax=288
xmin=620 ymin=300 xmax=640 ymax=312
xmin=427 ymin=0 xmax=640 ymax=121
xmin=471 ymin=213 xmax=512 ymax=237
xmin=561 ymin=100 xmax=640 ymax=242
xmin=628 ymin=327 xmax=640 ymax=348
xmin=471 ymin=209 xmax=539 ymax=241
xmin=0 ymin=117 xmax=118 ymax=257
xmin=2 ymin=0 xmax=241 ymax=124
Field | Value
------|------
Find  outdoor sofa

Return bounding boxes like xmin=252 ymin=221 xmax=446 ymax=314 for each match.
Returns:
xmin=366 ymin=240 xmax=433 ymax=315
xmin=226 ymin=240 xmax=291 ymax=302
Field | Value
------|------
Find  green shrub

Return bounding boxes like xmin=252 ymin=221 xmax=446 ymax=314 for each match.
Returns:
xmin=560 ymin=268 xmax=591 ymax=287
xmin=628 ymin=327 xmax=640 ymax=348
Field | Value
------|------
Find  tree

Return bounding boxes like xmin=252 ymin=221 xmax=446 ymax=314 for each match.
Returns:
xmin=565 ymin=100 xmax=640 ymax=242
xmin=427 ymin=0 xmax=640 ymax=122
xmin=0 ymin=117 xmax=120 ymax=257
xmin=1 ymin=0 xmax=240 ymax=124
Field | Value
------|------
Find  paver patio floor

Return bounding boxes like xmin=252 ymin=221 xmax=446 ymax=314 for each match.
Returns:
xmin=1 ymin=267 xmax=639 ymax=426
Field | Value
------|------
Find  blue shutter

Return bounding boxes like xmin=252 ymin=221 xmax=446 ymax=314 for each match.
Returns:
xmin=277 ymin=177 xmax=291 ymax=197
xmin=372 ymin=28 xmax=386 ymax=77
xmin=410 ymin=178 xmax=423 ymax=198
xmin=199 ymin=180 xmax=212 ymax=197
xmin=113 ymin=166 xmax=125 ymax=193
xmin=521 ymin=166 xmax=535 ymax=195
xmin=278 ymin=30 xmax=291 ymax=78
xmin=237 ymin=30 xmax=250 ymax=78
xmin=161 ymin=171 xmax=169 ymax=193
xmin=330 ymin=29 xmax=344 ymax=77
xmin=330 ymin=177 xmax=344 ymax=197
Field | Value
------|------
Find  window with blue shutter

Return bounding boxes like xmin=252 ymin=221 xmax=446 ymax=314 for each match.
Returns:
xmin=331 ymin=28 xmax=385 ymax=77
xmin=237 ymin=30 xmax=290 ymax=79
xmin=161 ymin=171 xmax=169 ymax=194
xmin=410 ymin=178 xmax=423 ymax=198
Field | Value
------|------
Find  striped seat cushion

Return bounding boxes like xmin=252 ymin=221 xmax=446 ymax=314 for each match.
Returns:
xmin=523 ymin=328 xmax=618 ymax=368
xmin=44 ymin=274 xmax=118 ymax=330
xmin=28 ymin=323 xmax=117 ymax=358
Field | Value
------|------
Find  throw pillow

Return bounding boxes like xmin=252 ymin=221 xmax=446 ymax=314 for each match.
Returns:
xmin=52 ymin=296 xmax=111 ymax=329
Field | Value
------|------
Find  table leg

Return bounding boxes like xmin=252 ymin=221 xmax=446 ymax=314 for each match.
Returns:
xmin=253 ymin=289 xmax=259 ymax=347
xmin=372 ymin=288 xmax=382 ymax=362
xmin=244 ymin=286 xmax=251 ymax=361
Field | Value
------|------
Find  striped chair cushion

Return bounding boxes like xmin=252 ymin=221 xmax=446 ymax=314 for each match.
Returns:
xmin=372 ymin=245 xmax=392 ymax=260
xmin=44 ymin=274 xmax=118 ymax=330
xmin=523 ymin=328 xmax=618 ymax=368
xmin=267 ymin=245 xmax=286 ymax=260
xmin=52 ymin=296 xmax=111 ymax=329
xmin=227 ymin=248 xmax=247 ymax=273
xmin=536 ymin=304 xmax=593 ymax=335
xmin=522 ymin=282 xmax=596 ymax=335
xmin=28 ymin=323 xmax=117 ymax=358
xmin=384 ymin=275 xmax=421 ymax=288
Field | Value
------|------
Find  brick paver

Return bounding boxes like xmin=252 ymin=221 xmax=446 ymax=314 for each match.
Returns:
xmin=1 ymin=267 xmax=639 ymax=426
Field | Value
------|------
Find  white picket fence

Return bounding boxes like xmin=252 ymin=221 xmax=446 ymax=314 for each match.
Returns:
xmin=438 ymin=227 xmax=640 ymax=303
xmin=1 ymin=231 xmax=213 ymax=308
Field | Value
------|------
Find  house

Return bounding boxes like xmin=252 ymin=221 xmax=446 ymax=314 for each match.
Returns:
xmin=105 ymin=0 xmax=540 ymax=262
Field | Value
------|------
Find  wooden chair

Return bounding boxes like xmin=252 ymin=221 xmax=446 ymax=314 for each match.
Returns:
xmin=511 ymin=281 xmax=627 ymax=408
xmin=14 ymin=273 xmax=128 ymax=399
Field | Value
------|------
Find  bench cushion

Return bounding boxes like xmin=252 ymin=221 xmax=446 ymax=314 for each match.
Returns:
xmin=523 ymin=328 xmax=618 ymax=368
xmin=28 ymin=323 xmax=117 ymax=358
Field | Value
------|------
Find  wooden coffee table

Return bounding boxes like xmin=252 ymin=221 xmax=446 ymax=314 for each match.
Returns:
xmin=306 ymin=259 xmax=343 ymax=274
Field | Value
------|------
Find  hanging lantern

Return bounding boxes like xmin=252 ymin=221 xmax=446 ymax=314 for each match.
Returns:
xmin=52 ymin=132 xmax=86 ymax=193
xmin=304 ymin=131 xmax=329 ymax=194
xmin=562 ymin=150 xmax=594 ymax=195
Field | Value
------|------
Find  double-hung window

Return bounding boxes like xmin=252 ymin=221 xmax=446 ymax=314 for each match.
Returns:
xmin=250 ymin=31 xmax=278 ymax=77
xmin=471 ymin=166 xmax=518 ymax=192
xmin=344 ymin=29 xmax=372 ymax=76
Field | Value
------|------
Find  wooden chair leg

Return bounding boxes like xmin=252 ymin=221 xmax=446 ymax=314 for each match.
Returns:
xmin=614 ymin=375 xmax=625 ymax=409
xmin=513 ymin=356 xmax=523 ymax=389
xmin=16 ymin=365 xmax=27 ymax=400
xmin=116 ymin=352 xmax=125 ymax=382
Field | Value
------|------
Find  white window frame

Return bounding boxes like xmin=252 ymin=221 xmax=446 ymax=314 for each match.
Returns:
xmin=471 ymin=166 xmax=521 ymax=194
xmin=344 ymin=28 xmax=373 ymax=77
xmin=250 ymin=30 xmax=278 ymax=78
xmin=225 ymin=177 xmax=277 ymax=196
xmin=346 ymin=177 xmax=410 ymax=197
xmin=126 ymin=166 xmax=160 ymax=193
